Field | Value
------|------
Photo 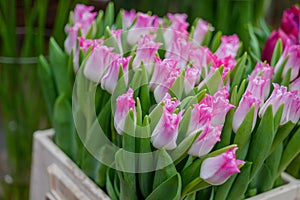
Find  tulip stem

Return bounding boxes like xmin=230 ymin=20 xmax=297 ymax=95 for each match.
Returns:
xmin=181 ymin=177 xmax=203 ymax=200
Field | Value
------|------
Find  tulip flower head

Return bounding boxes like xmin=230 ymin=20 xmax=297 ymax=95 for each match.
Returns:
xmin=188 ymin=123 xmax=222 ymax=157
xmin=114 ymin=88 xmax=136 ymax=134
xmin=151 ymin=108 xmax=183 ymax=150
xmin=233 ymin=91 xmax=260 ymax=133
xmin=200 ymin=147 xmax=245 ymax=185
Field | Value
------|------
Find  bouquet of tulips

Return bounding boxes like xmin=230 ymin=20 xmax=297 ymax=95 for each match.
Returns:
xmin=39 ymin=3 xmax=300 ymax=200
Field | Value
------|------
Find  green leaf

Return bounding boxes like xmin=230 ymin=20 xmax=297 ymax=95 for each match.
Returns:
xmin=49 ymin=37 xmax=71 ymax=97
xmin=281 ymin=68 xmax=291 ymax=87
xmin=272 ymin=56 xmax=289 ymax=84
xmin=149 ymin=103 xmax=164 ymax=132
xmin=140 ymin=63 xmax=151 ymax=115
xmin=137 ymin=116 xmax=154 ymax=198
xmin=231 ymin=53 xmax=247 ymax=88
xmin=199 ymin=66 xmax=223 ymax=95
xmin=278 ymin=126 xmax=300 ymax=177
xmin=104 ymin=2 xmax=114 ymax=29
xmin=270 ymin=39 xmax=282 ymax=66
xmin=38 ymin=55 xmax=57 ymax=123
xmin=169 ymin=71 xmax=185 ymax=100
xmin=177 ymin=107 xmax=192 ymax=143
xmin=269 ymin=121 xmax=295 ymax=156
xmin=146 ymin=173 xmax=181 ymax=200
xmin=233 ymin=106 xmax=255 ymax=159
xmin=247 ymin=105 xmax=274 ymax=179
xmin=210 ymin=31 xmax=222 ymax=53
xmin=153 ymin=149 xmax=177 ymax=190
xmin=81 ymin=147 xmax=100 ymax=181
xmin=115 ymin=10 xmax=123 ymax=30
xmin=214 ymin=174 xmax=237 ymax=200
xmin=237 ymin=79 xmax=247 ymax=104
xmin=95 ymin=10 xmax=104 ymax=38
xmin=227 ymin=162 xmax=252 ymax=200
xmin=115 ymin=149 xmax=138 ymax=200
xmin=106 ymin=168 xmax=119 ymax=200
xmin=171 ymin=132 xmax=200 ymax=165
xmin=256 ymin=142 xmax=283 ymax=192
xmin=53 ymin=94 xmax=76 ymax=161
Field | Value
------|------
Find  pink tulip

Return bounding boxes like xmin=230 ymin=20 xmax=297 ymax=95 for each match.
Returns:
xmin=189 ymin=46 xmax=213 ymax=78
xmin=192 ymin=19 xmax=213 ymax=46
xmin=72 ymin=4 xmax=97 ymax=36
xmin=251 ymin=62 xmax=274 ymax=80
xmin=188 ymin=123 xmax=222 ymax=157
xmin=154 ymin=70 xmax=180 ymax=102
xmin=122 ymin=9 xmax=136 ymax=29
xmin=211 ymin=87 xmax=235 ymax=125
xmin=114 ymin=88 xmax=136 ymax=134
xmin=187 ymin=102 xmax=213 ymax=136
xmin=275 ymin=45 xmax=300 ymax=82
xmin=200 ymin=147 xmax=245 ymax=185
xmin=149 ymin=57 xmax=179 ymax=91
xmin=281 ymin=90 xmax=300 ymax=124
xmin=261 ymin=29 xmax=291 ymax=63
xmin=164 ymin=13 xmax=189 ymax=51
xmin=151 ymin=108 xmax=183 ymax=150
xmin=78 ymin=37 xmax=103 ymax=53
xmin=111 ymin=30 xmax=123 ymax=54
xmin=184 ymin=66 xmax=201 ymax=95
xmin=290 ymin=77 xmax=300 ymax=95
xmin=127 ymin=13 xmax=155 ymax=45
xmin=101 ymin=55 xmax=132 ymax=94
xmin=161 ymin=93 xmax=180 ymax=113
xmin=132 ymin=34 xmax=162 ymax=73
xmin=165 ymin=37 xmax=192 ymax=70
xmin=281 ymin=5 xmax=300 ymax=44
xmin=215 ymin=34 xmax=240 ymax=59
xmin=246 ymin=76 xmax=270 ymax=102
xmin=259 ymin=84 xmax=287 ymax=118
xmin=64 ymin=26 xmax=79 ymax=54
xmin=83 ymin=44 xmax=115 ymax=82
xmin=233 ymin=91 xmax=261 ymax=133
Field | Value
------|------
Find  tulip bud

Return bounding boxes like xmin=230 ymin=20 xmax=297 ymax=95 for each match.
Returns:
xmin=127 ymin=13 xmax=155 ymax=45
xmin=164 ymin=13 xmax=189 ymax=51
xmin=261 ymin=30 xmax=290 ymax=63
xmin=132 ymin=34 xmax=162 ymax=73
xmin=193 ymin=19 xmax=213 ymax=46
xmin=211 ymin=87 xmax=235 ymax=125
xmin=233 ymin=91 xmax=260 ymax=133
xmin=64 ymin=26 xmax=79 ymax=54
xmin=189 ymin=46 xmax=212 ymax=77
xmin=154 ymin=70 xmax=179 ymax=102
xmin=281 ymin=90 xmax=300 ymax=124
xmin=151 ymin=108 xmax=183 ymax=150
xmin=251 ymin=62 xmax=274 ymax=80
xmin=72 ymin=4 xmax=97 ymax=36
xmin=187 ymin=102 xmax=212 ymax=136
xmin=101 ymin=55 xmax=131 ymax=94
xmin=188 ymin=123 xmax=222 ymax=157
xmin=114 ymin=88 xmax=136 ymax=134
xmin=215 ymin=34 xmax=240 ymax=59
xmin=165 ymin=37 xmax=192 ymax=70
xmin=83 ymin=45 xmax=115 ymax=82
xmin=149 ymin=57 xmax=179 ymax=91
xmin=122 ymin=9 xmax=136 ymax=29
xmin=200 ymin=147 xmax=245 ymax=185
xmin=290 ymin=77 xmax=300 ymax=95
xmin=259 ymin=83 xmax=287 ymax=118
xmin=111 ymin=30 xmax=123 ymax=54
xmin=161 ymin=93 xmax=180 ymax=113
xmin=275 ymin=45 xmax=300 ymax=82
xmin=184 ymin=66 xmax=200 ymax=95
xmin=246 ymin=76 xmax=270 ymax=102
xmin=281 ymin=5 xmax=300 ymax=44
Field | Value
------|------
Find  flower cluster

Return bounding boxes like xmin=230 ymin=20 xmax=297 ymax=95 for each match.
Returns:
xmin=40 ymin=3 xmax=300 ymax=200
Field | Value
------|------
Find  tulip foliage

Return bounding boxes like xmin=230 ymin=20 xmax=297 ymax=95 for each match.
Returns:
xmin=39 ymin=3 xmax=300 ymax=200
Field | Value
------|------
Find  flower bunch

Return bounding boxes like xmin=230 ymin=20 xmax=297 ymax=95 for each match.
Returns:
xmin=39 ymin=3 xmax=300 ymax=200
